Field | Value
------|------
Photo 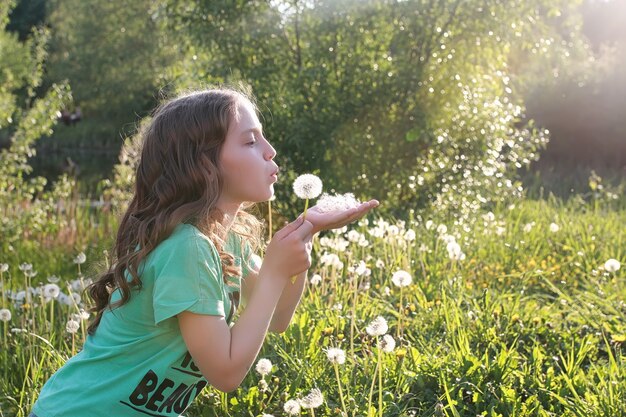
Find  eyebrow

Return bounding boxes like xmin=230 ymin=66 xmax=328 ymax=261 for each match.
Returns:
xmin=240 ymin=126 xmax=263 ymax=137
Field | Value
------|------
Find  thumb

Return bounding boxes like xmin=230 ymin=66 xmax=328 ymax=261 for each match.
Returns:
xmin=272 ymin=214 xmax=305 ymax=240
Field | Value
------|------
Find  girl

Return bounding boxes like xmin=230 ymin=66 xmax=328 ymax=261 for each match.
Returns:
xmin=30 ymin=87 xmax=378 ymax=417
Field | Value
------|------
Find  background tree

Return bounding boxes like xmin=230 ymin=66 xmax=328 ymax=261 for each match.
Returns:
xmin=159 ymin=0 xmax=589 ymax=220
xmin=0 ymin=0 xmax=72 ymax=258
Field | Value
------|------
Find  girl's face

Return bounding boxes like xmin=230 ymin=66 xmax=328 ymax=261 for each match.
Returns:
xmin=218 ymin=98 xmax=278 ymax=205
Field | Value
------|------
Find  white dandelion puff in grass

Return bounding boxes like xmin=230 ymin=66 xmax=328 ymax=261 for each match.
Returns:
xmin=0 ymin=263 xmax=8 ymax=273
xmin=300 ymin=388 xmax=324 ymax=409
xmin=255 ymin=358 xmax=273 ymax=376
xmin=43 ymin=283 xmax=61 ymax=299
xmin=325 ymin=347 xmax=346 ymax=365
xmin=366 ymin=316 xmax=388 ymax=336
xmin=391 ymin=270 xmax=412 ymax=287
xmin=604 ymin=258 xmax=621 ymax=273
xmin=446 ymin=241 xmax=466 ymax=261
xmin=309 ymin=274 xmax=322 ymax=285
xmin=283 ymin=399 xmax=301 ymax=415
xmin=314 ymin=192 xmax=360 ymax=213
xmin=73 ymin=252 xmax=87 ymax=264
xmin=523 ymin=222 xmax=535 ymax=233
xmin=549 ymin=223 xmax=560 ymax=233
xmin=380 ymin=334 xmax=396 ymax=353
xmin=0 ymin=308 xmax=11 ymax=322
xmin=19 ymin=263 xmax=32 ymax=272
xmin=47 ymin=275 xmax=60 ymax=283
xmin=293 ymin=174 xmax=323 ymax=199
xmin=66 ymin=319 xmax=80 ymax=334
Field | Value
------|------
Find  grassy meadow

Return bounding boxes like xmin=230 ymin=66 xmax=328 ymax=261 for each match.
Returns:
xmin=1 ymin=187 xmax=624 ymax=417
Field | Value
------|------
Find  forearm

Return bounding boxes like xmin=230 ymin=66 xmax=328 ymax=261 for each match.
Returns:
xmin=227 ymin=269 xmax=286 ymax=385
xmin=269 ymin=269 xmax=307 ymax=333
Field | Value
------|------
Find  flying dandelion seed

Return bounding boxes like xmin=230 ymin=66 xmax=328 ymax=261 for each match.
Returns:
xmin=283 ymin=399 xmax=301 ymax=415
xmin=325 ymin=347 xmax=346 ymax=365
xmin=391 ymin=270 xmax=412 ymax=287
xmin=366 ymin=316 xmax=388 ymax=336
xmin=255 ymin=358 xmax=273 ymax=376
xmin=604 ymin=258 xmax=621 ymax=273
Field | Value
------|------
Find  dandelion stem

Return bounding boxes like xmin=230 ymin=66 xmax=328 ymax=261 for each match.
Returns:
xmin=397 ymin=287 xmax=403 ymax=338
xmin=333 ymin=362 xmax=348 ymax=416
xmin=268 ymin=199 xmax=273 ymax=241
xmin=366 ymin=341 xmax=380 ymax=417
xmin=378 ymin=339 xmax=383 ymax=417
xmin=302 ymin=198 xmax=310 ymax=221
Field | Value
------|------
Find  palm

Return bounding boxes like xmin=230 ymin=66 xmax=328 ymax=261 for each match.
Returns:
xmin=303 ymin=199 xmax=379 ymax=234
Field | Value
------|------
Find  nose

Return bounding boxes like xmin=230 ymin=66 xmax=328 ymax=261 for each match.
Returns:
xmin=264 ymin=141 xmax=277 ymax=161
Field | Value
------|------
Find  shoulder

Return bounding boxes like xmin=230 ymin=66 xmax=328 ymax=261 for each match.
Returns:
xmin=152 ymin=223 xmax=220 ymax=262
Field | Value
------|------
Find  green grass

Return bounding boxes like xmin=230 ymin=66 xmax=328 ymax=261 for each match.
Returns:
xmin=1 ymin=192 xmax=624 ymax=417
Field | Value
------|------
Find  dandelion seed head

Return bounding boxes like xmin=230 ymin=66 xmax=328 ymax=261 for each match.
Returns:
xmin=73 ymin=252 xmax=86 ymax=264
xmin=293 ymin=174 xmax=323 ymax=199
xmin=309 ymin=274 xmax=322 ymax=285
xmin=300 ymin=388 xmax=324 ymax=409
xmin=366 ymin=316 xmax=388 ymax=336
xmin=381 ymin=334 xmax=396 ymax=353
xmin=391 ymin=270 xmax=412 ymax=287
xmin=43 ymin=283 xmax=60 ymax=299
xmin=47 ymin=275 xmax=60 ymax=283
xmin=0 ymin=308 xmax=11 ymax=322
xmin=325 ymin=347 xmax=346 ymax=365
xmin=255 ymin=358 xmax=273 ymax=376
xmin=283 ymin=399 xmax=301 ymax=415
xmin=604 ymin=258 xmax=621 ymax=273
xmin=315 ymin=192 xmax=360 ymax=213
xmin=66 ymin=319 xmax=80 ymax=334
xmin=549 ymin=223 xmax=560 ymax=233
xmin=0 ymin=263 xmax=8 ymax=272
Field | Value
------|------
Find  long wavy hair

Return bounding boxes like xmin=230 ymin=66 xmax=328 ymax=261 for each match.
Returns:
xmin=87 ymin=87 xmax=265 ymax=334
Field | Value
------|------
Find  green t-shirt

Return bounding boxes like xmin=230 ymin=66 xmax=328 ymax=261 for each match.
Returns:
xmin=32 ymin=223 xmax=259 ymax=417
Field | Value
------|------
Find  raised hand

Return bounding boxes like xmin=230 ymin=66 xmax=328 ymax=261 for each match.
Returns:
xmin=304 ymin=199 xmax=379 ymax=235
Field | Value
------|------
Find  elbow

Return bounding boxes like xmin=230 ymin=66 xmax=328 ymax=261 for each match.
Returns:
xmin=269 ymin=319 xmax=290 ymax=334
xmin=210 ymin=374 xmax=242 ymax=393
xmin=204 ymin=369 xmax=244 ymax=393
xmin=214 ymin=382 xmax=240 ymax=393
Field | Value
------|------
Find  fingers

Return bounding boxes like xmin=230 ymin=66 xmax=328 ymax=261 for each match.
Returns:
xmin=273 ymin=214 xmax=305 ymax=240
xmin=291 ymin=219 xmax=314 ymax=242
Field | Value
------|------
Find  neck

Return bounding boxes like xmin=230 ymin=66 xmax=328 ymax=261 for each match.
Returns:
xmin=215 ymin=199 xmax=242 ymax=231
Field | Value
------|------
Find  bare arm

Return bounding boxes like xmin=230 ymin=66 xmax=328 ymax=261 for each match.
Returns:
xmin=242 ymin=267 xmax=307 ymax=334
xmin=178 ymin=216 xmax=313 ymax=393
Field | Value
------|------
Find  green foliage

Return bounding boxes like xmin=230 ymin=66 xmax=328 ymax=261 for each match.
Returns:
xmin=157 ymin=0 xmax=589 ymax=221
xmin=1 ymin=195 xmax=624 ymax=416
xmin=0 ymin=1 xmax=74 ymax=261
xmin=42 ymin=0 xmax=178 ymax=148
